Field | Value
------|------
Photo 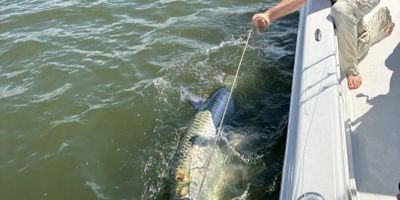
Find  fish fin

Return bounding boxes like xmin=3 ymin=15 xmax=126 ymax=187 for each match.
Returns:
xmin=225 ymin=132 xmax=245 ymax=149
xmin=180 ymin=86 xmax=205 ymax=111
xmin=189 ymin=99 xmax=206 ymax=111
xmin=220 ymin=133 xmax=251 ymax=163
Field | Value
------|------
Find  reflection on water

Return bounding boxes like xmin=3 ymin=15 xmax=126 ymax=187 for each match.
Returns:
xmin=0 ymin=0 xmax=297 ymax=199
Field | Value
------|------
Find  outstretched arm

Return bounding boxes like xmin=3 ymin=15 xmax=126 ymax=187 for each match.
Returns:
xmin=252 ymin=0 xmax=307 ymax=31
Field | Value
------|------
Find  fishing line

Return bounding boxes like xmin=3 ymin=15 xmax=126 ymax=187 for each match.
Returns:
xmin=196 ymin=29 xmax=253 ymax=199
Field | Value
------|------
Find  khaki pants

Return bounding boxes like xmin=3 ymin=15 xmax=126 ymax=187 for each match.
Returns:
xmin=331 ymin=0 xmax=393 ymax=76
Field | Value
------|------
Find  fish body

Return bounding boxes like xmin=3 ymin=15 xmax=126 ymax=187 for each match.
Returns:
xmin=170 ymin=87 xmax=233 ymax=200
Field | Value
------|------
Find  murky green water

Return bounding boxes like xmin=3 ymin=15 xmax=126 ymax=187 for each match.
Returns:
xmin=0 ymin=0 xmax=298 ymax=199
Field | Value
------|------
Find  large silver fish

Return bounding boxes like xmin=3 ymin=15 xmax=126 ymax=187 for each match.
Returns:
xmin=170 ymin=86 xmax=234 ymax=200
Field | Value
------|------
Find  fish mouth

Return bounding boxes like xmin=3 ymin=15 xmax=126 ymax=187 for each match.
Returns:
xmin=174 ymin=167 xmax=191 ymax=199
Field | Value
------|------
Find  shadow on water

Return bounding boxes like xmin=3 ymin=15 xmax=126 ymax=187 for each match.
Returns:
xmin=351 ymin=42 xmax=400 ymax=196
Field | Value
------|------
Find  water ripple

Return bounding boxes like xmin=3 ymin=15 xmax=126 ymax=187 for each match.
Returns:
xmin=85 ymin=181 xmax=110 ymax=200
xmin=34 ymin=83 xmax=71 ymax=103
xmin=0 ymin=85 xmax=28 ymax=99
xmin=0 ymin=0 xmax=296 ymax=199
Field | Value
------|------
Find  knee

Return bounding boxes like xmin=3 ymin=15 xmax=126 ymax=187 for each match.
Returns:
xmin=331 ymin=2 xmax=352 ymax=22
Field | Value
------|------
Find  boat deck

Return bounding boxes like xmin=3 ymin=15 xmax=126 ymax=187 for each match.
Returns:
xmin=280 ymin=0 xmax=399 ymax=199
xmin=346 ymin=0 xmax=400 ymax=199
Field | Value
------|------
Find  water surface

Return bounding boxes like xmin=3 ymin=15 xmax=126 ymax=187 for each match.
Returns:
xmin=0 ymin=0 xmax=298 ymax=199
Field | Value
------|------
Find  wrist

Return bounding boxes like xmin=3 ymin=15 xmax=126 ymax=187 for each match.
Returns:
xmin=263 ymin=11 xmax=272 ymax=25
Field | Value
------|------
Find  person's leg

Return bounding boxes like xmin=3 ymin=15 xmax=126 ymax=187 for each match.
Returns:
xmin=331 ymin=0 xmax=380 ymax=89
xmin=331 ymin=0 xmax=361 ymax=76
xmin=357 ymin=7 xmax=395 ymax=62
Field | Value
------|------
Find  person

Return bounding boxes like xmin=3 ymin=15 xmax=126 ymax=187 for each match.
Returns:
xmin=252 ymin=0 xmax=395 ymax=90
xmin=397 ymin=182 xmax=400 ymax=200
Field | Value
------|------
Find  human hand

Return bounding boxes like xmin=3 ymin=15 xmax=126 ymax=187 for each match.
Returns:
xmin=252 ymin=12 xmax=271 ymax=33
xmin=347 ymin=74 xmax=362 ymax=90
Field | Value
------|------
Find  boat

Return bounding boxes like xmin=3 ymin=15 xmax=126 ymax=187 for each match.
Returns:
xmin=280 ymin=0 xmax=400 ymax=199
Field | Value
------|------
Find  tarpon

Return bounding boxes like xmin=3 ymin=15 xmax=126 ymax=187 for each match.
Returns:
xmin=170 ymin=86 xmax=234 ymax=200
